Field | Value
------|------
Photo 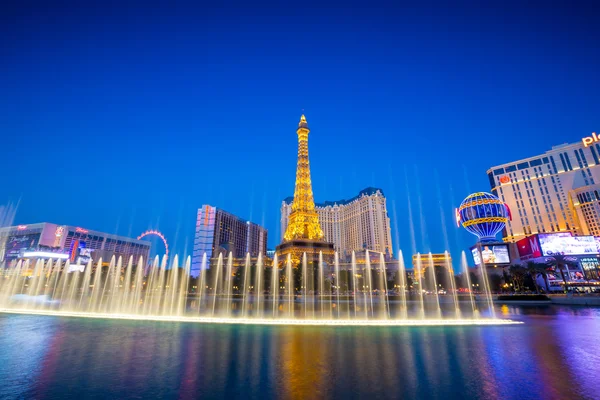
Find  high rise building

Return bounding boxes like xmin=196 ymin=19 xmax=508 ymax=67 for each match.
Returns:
xmin=0 ymin=223 xmax=150 ymax=267
xmin=281 ymin=187 xmax=393 ymax=260
xmin=191 ymin=205 xmax=267 ymax=276
xmin=276 ymin=115 xmax=334 ymax=263
xmin=571 ymin=184 xmax=600 ymax=236
xmin=487 ymin=135 xmax=600 ymax=242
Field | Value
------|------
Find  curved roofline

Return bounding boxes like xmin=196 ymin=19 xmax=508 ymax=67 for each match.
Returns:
xmin=283 ymin=187 xmax=385 ymax=207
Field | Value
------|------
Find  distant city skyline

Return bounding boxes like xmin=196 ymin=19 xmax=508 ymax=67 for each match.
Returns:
xmin=1 ymin=2 xmax=598 ymax=270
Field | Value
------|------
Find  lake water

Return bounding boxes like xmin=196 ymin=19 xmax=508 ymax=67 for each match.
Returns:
xmin=1 ymin=305 xmax=599 ymax=399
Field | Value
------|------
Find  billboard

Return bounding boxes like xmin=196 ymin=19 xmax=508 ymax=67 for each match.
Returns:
xmin=580 ymin=257 xmax=600 ymax=280
xmin=538 ymin=233 xmax=597 ymax=256
xmin=482 ymin=244 xmax=510 ymax=264
xmin=38 ymin=223 xmax=65 ymax=248
xmin=471 ymin=248 xmax=481 ymax=265
xmin=471 ymin=244 xmax=510 ymax=265
xmin=595 ymin=237 xmax=600 ymax=253
xmin=3 ymin=233 xmax=40 ymax=261
xmin=76 ymin=247 xmax=93 ymax=265
xmin=517 ymin=235 xmax=542 ymax=260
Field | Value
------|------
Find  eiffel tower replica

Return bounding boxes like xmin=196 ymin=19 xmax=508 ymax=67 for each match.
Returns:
xmin=276 ymin=115 xmax=335 ymax=265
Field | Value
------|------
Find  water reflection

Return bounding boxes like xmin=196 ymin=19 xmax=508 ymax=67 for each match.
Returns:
xmin=0 ymin=306 xmax=598 ymax=399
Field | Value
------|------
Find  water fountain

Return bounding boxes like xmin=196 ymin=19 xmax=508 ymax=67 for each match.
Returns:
xmin=0 ymin=249 xmax=520 ymax=326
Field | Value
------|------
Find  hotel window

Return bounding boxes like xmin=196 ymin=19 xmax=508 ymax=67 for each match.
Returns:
xmin=559 ymin=153 xmax=568 ymax=171
xmin=564 ymin=153 xmax=573 ymax=170
xmin=575 ymin=151 xmax=583 ymax=168
xmin=550 ymin=156 xmax=558 ymax=173
xmin=579 ymin=149 xmax=588 ymax=167
xmin=591 ymin=146 xmax=600 ymax=164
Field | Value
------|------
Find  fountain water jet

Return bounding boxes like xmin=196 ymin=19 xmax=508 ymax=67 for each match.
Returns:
xmin=461 ymin=252 xmax=478 ymax=317
xmin=396 ymin=251 xmax=408 ymax=319
xmin=196 ymin=254 xmax=207 ymax=315
xmin=427 ymin=253 xmax=442 ymax=319
xmin=351 ymin=252 xmax=358 ymax=318
xmin=365 ymin=252 xmax=374 ymax=318
xmin=0 ymin=250 xmax=519 ymax=327
xmin=241 ymin=253 xmax=251 ymax=317
xmin=271 ymin=254 xmax=279 ymax=318
xmin=225 ymin=253 xmax=234 ymax=317
xmin=415 ymin=255 xmax=426 ymax=319
xmin=211 ymin=254 xmax=223 ymax=317
xmin=445 ymin=251 xmax=461 ymax=318
xmin=286 ymin=255 xmax=294 ymax=318
xmin=255 ymin=254 xmax=263 ymax=318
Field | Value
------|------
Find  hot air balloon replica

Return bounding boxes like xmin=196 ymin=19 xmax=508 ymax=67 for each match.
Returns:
xmin=456 ymin=192 xmax=511 ymax=242
xmin=456 ymin=192 xmax=513 ymax=267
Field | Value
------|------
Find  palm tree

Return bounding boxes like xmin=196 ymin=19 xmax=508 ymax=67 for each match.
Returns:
xmin=525 ymin=261 xmax=552 ymax=293
xmin=508 ymin=264 xmax=527 ymax=292
xmin=545 ymin=255 xmax=579 ymax=294
xmin=525 ymin=261 xmax=541 ymax=294
xmin=536 ymin=264 xmax=552 ymax=293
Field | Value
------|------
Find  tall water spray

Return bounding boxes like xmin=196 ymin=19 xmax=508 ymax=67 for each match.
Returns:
xmin=0 ymin=249 xmax=515 ymax=326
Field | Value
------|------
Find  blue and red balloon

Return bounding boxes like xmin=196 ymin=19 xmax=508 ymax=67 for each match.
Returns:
xmin=456 ymin=192 xmax=511 ymax=243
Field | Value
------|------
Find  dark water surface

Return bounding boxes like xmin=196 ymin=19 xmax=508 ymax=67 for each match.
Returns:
xmin=1 ymin=306 xmax=599 ymax=400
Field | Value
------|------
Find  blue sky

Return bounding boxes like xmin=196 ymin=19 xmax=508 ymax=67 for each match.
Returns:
xmin=1 ymin=1 xmax=598 ymax=268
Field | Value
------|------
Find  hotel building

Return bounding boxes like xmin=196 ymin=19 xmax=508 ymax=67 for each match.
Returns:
xmin=487 ymin=136 xmax=600 ymax=242
xmin=0 ymin=223 xmax=151 ymax=267
xmin=570 ymin=184 xmax=600 ymax=236
xmin=191 ymin=205 xmax=267 ymax=276
xmin=280 ymin=187 xmax=393 ymax=260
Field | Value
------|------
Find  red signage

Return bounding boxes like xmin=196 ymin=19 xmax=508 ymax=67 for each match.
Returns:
xmin=16 ymin=225 xmax=27 ymax=230
xmin=70 ymin=239 xmax=79 ymax=262
xmin=517 ymin=235 xmax=542 ymax=260
xmin=75 ymin=227 xmax=88 ymax=234
xmin=499 ymin=176 xmax=510 ymax=184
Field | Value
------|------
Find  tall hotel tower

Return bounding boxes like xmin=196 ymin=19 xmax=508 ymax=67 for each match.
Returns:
xmin=281 ymin=187 xmax=394 ymax=260
xmin=191 ymin=205 xmax=267 ymax=277
xmin=487 ymin=135 xmax=600 ymax=242
xmin=275 ymin=115 xmax=334 ymax=263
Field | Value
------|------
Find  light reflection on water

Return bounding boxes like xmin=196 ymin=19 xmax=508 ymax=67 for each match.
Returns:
xmin=0 ymin=305 xmax=599 ymax=399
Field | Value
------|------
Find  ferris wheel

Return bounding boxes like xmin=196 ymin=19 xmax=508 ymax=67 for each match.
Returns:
xmin=137 ymin=230 xmax=169 ymax=258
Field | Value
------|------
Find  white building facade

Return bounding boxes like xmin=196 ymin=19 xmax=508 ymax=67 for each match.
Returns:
xmin=487 ymin=136 xmax=600 ymax=242
xmin=280 ymin=187 xmax=393 ymax=260
xmin=570 ymin=184 xmax=600 ymax=237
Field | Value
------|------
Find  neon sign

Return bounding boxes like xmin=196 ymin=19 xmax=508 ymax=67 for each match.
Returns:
xmin=75 ymin=227 xmax=89 ymax=234
xmin=16 ymin=225 xmax=27 ymax=230
xmin=582 ymin=132 xmax=599 ymax=147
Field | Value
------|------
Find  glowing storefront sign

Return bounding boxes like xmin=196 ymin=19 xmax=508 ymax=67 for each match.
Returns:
xmin=481 ymin=245 xmax=510 ymax=264
xmin=472 ymin=244 xmax=510 ymax=265
xmin=580 ymin=257 xmax=600 ymax=280
xmin=75 ymin=227 xmax=89 ymax=234
xmin=538 ymin=233 xmax=597 ymax=256
xmin=594 ymin=236 xmax=600 ymax=252
xmin=22 ymin=251 xmax=69 ymax=259
xmin=582 ymin=132 xmax=599 ymax=147
xmin=517 ymin=235 xmax=542 ymax=260
xmin=16 ymin=225 xmax=28 ymax=230
xmin=471 ymin=248 xmax=481 ymax=265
